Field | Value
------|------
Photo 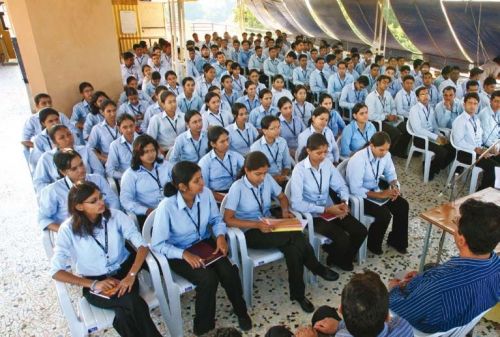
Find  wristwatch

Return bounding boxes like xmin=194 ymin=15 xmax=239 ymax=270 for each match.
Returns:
xmin=129 ymin=272 xmax=136 ymax=277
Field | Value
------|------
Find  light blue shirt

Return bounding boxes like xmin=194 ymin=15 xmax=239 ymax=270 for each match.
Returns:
xmin=387 ymin=79 xmax=402 ymax=98
xmin=144 ymin=82 xmax=158 ymax=99
xmin=395 ymin=89 xmax=418 ymax=118
xmin=23 ymin=111 xmax=77 ymax=143
xmin=250 ymin=136 xmax=292 ymax=175
xmin=87 ymin=121 xmax=120 ymax=155
xmin=225 ymin=174 xmax=282 ymax=222
xmin=50 ymin=209 xmax=146 ymax=277
xmin=366 ymin=90 xmax=397 ymax=122
xmin=169 ymin=129 xmax=209 ymax=164
xmin=186 ymin=58 xmax=201 ymax=79
xmin=434 ymin=99 xmax=464 ymax=128
xmin=263 ymin=57 xmax=280 ymax=77
xmin=195 ymin=57 xmax=213 ymax=73
xmin=277 ymin=61 xmax=295 ymax=82
xmin=231 ymin=50 xmax=241 ymax=64
xmin=176 ymin=93 xmax=203 ymax=114
xmin=249 ymin=105 xmax=279 ymax=128
xmin=141 ymin=102 xmax=162 ymax=132
xmin=290 ymin=157 xmax=349 ymax=215
xmin=198 ymin=150 xmax=244 ymax=191
xmin=339 ymin=82 xmax=368 ymax=111
xmin=346 ymin=147 xmax=397 ymax=198
xmin=347 ymin=69 xmax=360 ymax=81
xmin=248 ymin=54 xmax=265 ymax=71
xmin=238 ymin=50 xmax=252 ymax=68
xmin=290 ymin=102 xmax=312 ymax=128
xmin=71 ymin=100 xmax=91 ymax=142
xmin=147 ymin=111 xmax=186 ymax=150
xmin=212 ymin=62 xmax=227 ymax=80
xmin=117 ymin=101 xmax=149 ymax=122
xmin=201 ymin=108 xmax=233 ymax=130
xmin=451 ymin=112 xmax=483 ymax=151
xmin=423 ymin=84 xmax=440 ymax=108
xmin=327 ymin=73 xmax=354 ymax=101
xmin=408 ymin=102 xmax=440 ymax=141
xmin=292 ymin=66 xmax=312 ymax=86
xmin=309 ymin=69 xmax=329 ymax=94
xmin=105 ymin=134 xmax=137 ymax=180
xmin=478 ymin=105 xmax=500 ymax=147
xmin=226 ymin=122 xmax=259 ymax=156
xmin=39 ymin=174 xmax=120 ymax=230
xmin=231 ymin=75 xmax=247 ymax=97
xmin=236 ymin=95 xmax=260 ymax=112
xmin=279 ymin=115 xmax=306 ymax=150
xmin=328 ymin=110 xmax=346 ymax=137
xmin=83 ymin=113 xmax=104 ymax=141
xmin=366 ymin=74 xmax=378 ymax=92
xmin=120 ymin=161 xmax=173 ymax=215
xmin=221 ymin=89 xmax=240 ymax=107
xmin=33 ymin=146 xmax=104 ymax=195
xmin=118 ymin=90 xmax=152 ymax=106
xmin=298 ymin=126 xmax=340 ymax=163
xmin=31 ymin=129 xmax=54 ymax=168
xmin=194 ymin=76 xmax=220 ymax=99
xmin=340 ymin=121 xmax=376 ymax=157
xmin=151 ymin=187 xmax=227 ymax=259
xmin=271 ymin=88 xmax=293 ymax=107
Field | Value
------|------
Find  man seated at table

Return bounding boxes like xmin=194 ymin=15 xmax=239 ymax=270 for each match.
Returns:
xmin=388 ymin=199 xmax=500 ymax=333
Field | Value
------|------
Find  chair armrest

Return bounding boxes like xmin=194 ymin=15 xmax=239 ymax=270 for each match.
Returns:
xmin=144 ymin=252 xmax=170 ymax=320
xmin=438 ymin=128 xmax=451 ymax=138
xmin=230 ymin=227 xmax=250 ymax=261
xmin=227 ymin=228 xmax=241 ymax=268
xmin=150 ymin=249 xmax=176 ymax=286
xmin=54 ymin=280 xmax=84 ymax=335
xmin=349 ymin=195 xmax=363 ymax=221
xmin=106 ymin=177 xmax=119 ymax=196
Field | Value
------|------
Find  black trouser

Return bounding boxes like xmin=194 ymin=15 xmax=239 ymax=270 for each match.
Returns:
xmin=168 ymin=239 xmax=247 ymax=334
xmin=457 ymin=151 xmax=500 ymax=190
xmin=382 ymin=120 xmax=410 ymax=156
xmin=414 ymin=138 xmax=455 ymax=174
xmin=363 ymin=196 xmax=409 ymax=251
xmin=244 ymin=229 xmax=323 ymax=300
xmin=83 ymin=254 xmax=162 ymax=337
xmin=313 ymin=214 xmax=367 ymax=266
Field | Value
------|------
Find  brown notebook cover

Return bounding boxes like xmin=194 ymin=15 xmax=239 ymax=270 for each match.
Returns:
xmin=187 ymin=241 xmax=224 ymax=267
xmin=260 ymin=218 xmax=304 ymax=232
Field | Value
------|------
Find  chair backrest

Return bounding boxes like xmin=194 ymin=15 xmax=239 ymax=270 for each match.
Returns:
xmin=219 ymin=194 xmax=228 ymax=216
xmin=336 ymin=158 xmax=349 ymax=178
xmin=142 ymin=209 xmax=157 ymax=243
xmin=42 ymin=230 xmax=57 ymax=260
xmin=284 ymin=180 xmax=292 ymax=199
xmin=406 ymin=119 xmax=416 ymax=136
xmin=165 ymin=147 xmax=173 ymax=161
xmin=107 ymin=176 xmax=119 ymax=196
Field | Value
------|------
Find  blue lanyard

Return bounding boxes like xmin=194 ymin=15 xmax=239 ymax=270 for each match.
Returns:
xmin=183 ymin=98 xmax=193 ymax=112
xmin=143 ymin=166 xmax=163 ymax=191
xmin=295 ymin=102 xmax=306 ymax=119
xmin=184 ymin=204 xmax=201 ymax=237
xmin=250 ymin=187 xmax=264 ymax=216
xmin=210 ymin=112 xmax=225 ymax=127
xmin=282 ymin=118 xmax=297 ymax=136
xmin=367 ymin=148 xmax=380 ymax=182
xmin=215 ymin=154 xmax=234 ymax=178
xmin=236 ymin=128 xmax=250 ymax=147
xmin=91 ymin=217 xmax=109 ymax=257
xmin=309 ymin=168 xmax=323 ymax=194
xmin=165 ymin=115 xmax=178 ymax=134
xmin=104 ymin=124 xmax=118 ymax=140
xmin=265 ymin=143 xmax=279 ymax=164
xmin=190 ymin=138 xmax=202 ymax=160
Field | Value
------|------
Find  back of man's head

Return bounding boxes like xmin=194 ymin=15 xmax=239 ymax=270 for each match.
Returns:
xmin=341 ymin=271 xmax=388 ymax=337
xmin=458 ymin=199 xmax=500 ymax=255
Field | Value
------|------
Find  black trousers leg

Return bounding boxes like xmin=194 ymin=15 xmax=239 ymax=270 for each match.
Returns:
xmin=414 ymin=138 xmax=455 ymax=173
xmin=244 ymin=229 xmax=322 ymax=300
xmin=382 ymin=121 xmax=402 ymax=155
xmin=457 ymin=152 xmax=500 ymax=190
xmin=363 ymin=199 xmax=392 ymax=252
xmin=385 ymin=196 xmax=410 ymax=250
xmin=313 ymin=215 xmax=367 ymax=265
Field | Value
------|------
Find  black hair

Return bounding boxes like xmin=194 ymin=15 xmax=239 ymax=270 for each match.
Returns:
xmin=231 ymin=102 xmax=247 ymax=122
xmin=207 ymin=125 xmax=229 ymax=151
xmin=125 ymin=87 xmax=138 ymax=97
xmin=221 ymin=74 xmax=232 ymax=84
xmin=151 ymin=71 xmax=162 ymax=81
xmin=89 ymin=91 xmax=109 ymax=115
xmin=155 ymin=85 xmax=168 ymax=96
xmin=315 ymin=57 xmax=325 ymax=64
xmin=78 ymin=82 xmax=93 ymax=93
xmin=39 ymin=107 xmax=60 ymax=128
xmin=34 ymin=93 xmax=51 ymax=105
xmin=377 ymin=74 xmax=391 ymax=83
xmin=230 ymin=62 xmax=242 ymax=71
xmin=277 ymin=96 xmax=292 ymax=110
xmin=415 ymin=86 xmax=428 ymax=97
xmin=99 ymin=99 xmax=116 ymax=112
xmin=491 ymin=90 xmax=500 ymax=100
xmin=385 ymin=65 xmax=396 ymax=73
xmin=318 ymin=93 xmax=333 ymax=106
xmin=204 ymin=92 xmax=220 ymax=110
xmin=337 ymin=60 xmax=347 ymax=68
xmin=54 ymin=148 xmax=82 ymax=175
xmin=298 ymin=54 xmax=308 ymax=61
xmin=357 ymin=75 xmax=370 ymax=87
xmin=264 ymin=326 xmax=293 ymax=337
xmin=48 ymin=124 xmax=70 ymax=143
xmin=402 ymin=75 xmax=415 ymax=83
xmin=185 ymin=110 xmax=201 ymax=124
xmin=126 ymin=76 xmax=138 ymax=85
xmin=325 ymin=54 xmax=336 ymax=63
xmin=399 ymin=65 xmax=411 ymax=73
xmin=463 ymin=92 xmax=480 ymax=103
xmin=413 ymin=58 xmax=424 ymax=69
xmin=238 ymin=151 xmax=270 ymax=179
xmin=203 ymin=64 xmax=215 ymax=74
xmin=131 ymin=134 xmax=163 ymax=170
xmin=117 ymin=113 xmax=135 ymax=127
xmin=272 ymin=74 xmax=284 ymax=83
xmin=484 ymin=76 xmax=497 ymax=87
xmin=370 ymin=63 xmax=380 ymax=70
xmin=466 ymin=80 xmax=479 ymax=91
xmin=341 ymin=271 xmax=389 ymax=337
xmin=293 ymin=84 xmax=307 ymax=96
xmin=182 ymin=76 xmax=195 ymax=86
xmin=165 ymin=70 xmax=177 ymax=80
xmin=458 ymin=199 xmax=500 ymax=255
xmin=212 ymin=327 xmax=243 ymax=337
xmin=142 ymin=64 xmax=151 ymax=73
xmin=370 ymin=131 xmax=391 ymax=146
xmin=123 ymin=51 xmax=134 ymax=60
xmin=352 ymin=103 xmax=367 ymax=116
xmin=442 ymin=85 xmax=456 ymax=94
xmin=259 ymin=88 xmax=272 ymax=100
xmin=298 ymin=133 xmax=329 ymax=161
xmin=375 ymin=55 xmax=385 ymax=65
xmin=208 ymin=85 xmax=220 ymax=93
xmin=163 ymin=161 xmax=201 ymax=197
xmin=244 ymin=80 xmax=257 ymax=90
xmin=261 ymin=115 xmax=279 ymax=130
xmin=160 ymin=90 xmax=176 ymax=103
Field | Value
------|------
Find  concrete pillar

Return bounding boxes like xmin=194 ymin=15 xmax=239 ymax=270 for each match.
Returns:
xmin=5 ymin=0 xmax=123 ymax=116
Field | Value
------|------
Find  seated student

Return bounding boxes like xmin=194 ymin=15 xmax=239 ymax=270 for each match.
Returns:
xmin=226 ymin=103 xmax=259 ymax=156
xmin=340 ymin=103 xmax=377 ymax=158
xmin=236 ymin=81 xmax=260 ymax=113
xmin=121 ymin=51 xmax=141 ymax=86
xmin=50 ymin=181 xmax=162 ymax=337
xmin=346 ymin=132 xmax=409 ymax=255
xmin=319 ymin=93 xmax=345 ymax=138
xmin=176 ymin=77 xmax=203 ymax=114
xmin=263 ymin=46 xmax=280 ymax=81
xmin=198 ymin=126 xmax=244 ymax=202
xmin=247 ymin=68 xmax=267 ymax=96
xmin=71 ymin=82 xmax=94 ymax=144
xmin=220 ymin=75 xmax=239 ymax=107
xmin=195 ymin=45 xmax=213 ymax=74
xmin=195 ymin=65 xmax=220 ymax=99
xmin=141 ymin=85 xmax=167 ymax=132
xmin=202 ymin=85 xmax=232 ymax=113
xmin=345 ymin=56 xmax=360 ymax=81
xmin=87 ymin=99 xmax=119 ymax=164
xmin=389 ymin=199 xmax=500 ymax=334
xmin=120 ymin=134 xmax=173 ymax=227
xmin=31 ymin=108 xmax=61 ymax=168
xmin=297 ymin=107 xmax=340 ymax=164
xmin=277 ymin=52 xmax=296 ymax=89
xmin=271 ymin=74 xmax=294 ymax=107
xmin=83 ymin=91 xmax=109 ymax=141
xmin=164 ymin=70 xmax=183 ymax=97
xmin=250 ymin=116 xmax=292 ymax=185
xmin=169 ymin=110 xmax=208 ymax=164
xmin=292 ymin=85 xmax=315 ymax=126
xmin=144 ymin=70 xmax=161 ymax=101
xmin=421 ymin=72 xmax=439 ymax=108
xmin=277 ymin=97 xmax=306 ymax=157
xmin=230 ymin=63 xmax=247 ymax=97
xmin=478 ymin=90 xmax=500 ymax=147
xmin=201 ymin=92 xmax=233 ymax=130
xmin=291 ymin=134 xmax=367 ymax=271
xmin=394 ymin=75 xmax=417 ymax=120
xmin=385 ymin=66 xmax=400 ymax=98
xmin=339 ymin=75 xmax=369 ymax=119
xmin=452 ymin=93 xmax=500 ymax=190
xmin=39 ymin=149 xmax=120 ymax=232
xmin=117 ymin=87 xmax=148 ymax=129
xmin=147 ymin=91 xmax=186 ymax=155
xmin=141 ymin=65 xmax=153 ymax=93
xmin=106 ymin=114 xmax=138 ymax=181
xmin=212 ymin=51 xmax=227 ymax=80
xmin=327 ymin=61 xmax=354 ymax=105
xmin=151 ymin=161 xmax=251 ymax=335
xmin=249 ymin=89 xmax=279 ymax=130
xmin=323 ymin=53 xmax=338 ymax=78
xmin=33 ymin=125 xmax=104 ymax=195
xmin=21 ymin=93 xmax=76 ymax=149
xmin=434 ymin=86 xmax=463 ymax=128
xmin=223 ymin=151 xmax=339 ymax=313
xmin=118 ymin=76 xmax=152 ymax=106
xmin=309 ymin=57 xmax=329 ymax=97
xmin=479 ymin=76 xmax=497 ymax=111
xmin=293 ymin=54 xmax=312 ymax=88
xmin=248 ymin=46 xmax=265 ymax=73
xmin=365 ymin=64 xmax=380 ymax=92
xmin=438 ymin=65 xmax=463 ymax=99
xmin=409 ymin=87 xmax=455 ymax=180
xmin=150 ymin=52 xmax=168 ymax=81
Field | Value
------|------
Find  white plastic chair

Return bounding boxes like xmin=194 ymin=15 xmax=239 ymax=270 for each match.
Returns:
xmin=106 ymin=176 xmax=119 ymax=196
xmin=446 ymin=132 xmax=483 ymax=194
xmin=220 ymin=196 xmax=285 ymax=307
xmin=23 ymin=146 xmax=34 ymax=178
xmin=42 ymin=228 xmax=167 ymax=337
xmin=405 ymin=120 xmax=436 ymax=183
xmin=126 ymin=210 xmax=140 ymax=229
xmin=412 ymin=308 xmax=490 ymax=337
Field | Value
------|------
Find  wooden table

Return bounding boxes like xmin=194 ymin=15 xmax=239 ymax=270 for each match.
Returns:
xmin=418 ymin=187 xmax=500 ymax=271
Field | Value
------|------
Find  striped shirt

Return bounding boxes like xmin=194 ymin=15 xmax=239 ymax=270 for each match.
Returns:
xmin=389 ymin=254 xmax=500 ymax=333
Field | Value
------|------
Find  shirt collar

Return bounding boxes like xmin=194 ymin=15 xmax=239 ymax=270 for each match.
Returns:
xmin=100 ymin=120 xmax=116 ymax=128
xmin=260 ymin=136 xmax=275 ymax=146
xmin=64 ymin=176 xmax=74 ymax=189
xmin=176 ymin=191 xmax=201 ymax=210
xmin=120 ymin=133 xmax=137 ymax=144
xmin=243 ymin=175 xmax=261 ymax=190
xmin=367 ymin=146 xmax=377 ymax=163
xmin=139 ymin=162 xmax=159 ymax=172
xmin=447 ymin=253 xmax=498 ymax=267
xmin=162 ymin=111 xmax=179 ymax=120
xmin=209 ymin=149 xmax=229 ymax=161
xmin=186 ymin=129 xmax=204 ymax=140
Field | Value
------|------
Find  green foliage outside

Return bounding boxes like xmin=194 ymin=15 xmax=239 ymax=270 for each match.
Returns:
xmin=233 ymin=4 xmax=265 ymax=30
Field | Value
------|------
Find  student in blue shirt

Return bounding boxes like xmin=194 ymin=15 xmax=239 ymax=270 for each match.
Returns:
xmin=478 ymin=90 xmax=500 ymax=147
xmin=198 ymin=126 xmax=244 ymax=202
xmin=201 ymin=92 xmax=233 ymax=130
xmin=230 ymin=62 xmax=247 ymax=97
xmin=141 ymin=85 xmax=167 ymax=132
xmin=297 ymin=107 xmax=340 ymax=164
xmin=238 ymin=40 xmax=252 ymax=71
xmin=319 ymin=93 xmax=346 ymax=138
xmin=248 ymin=46 xmax=265 ymax=72
xmin=164 ymin=70 xmax=183 ymax=97
xmin=270 ymin=75 xmax=294 ymax=107
xmin=327 ymin=61 xmax=354 ymax=105
xmin=223 ymin=151 xmax=339 ymax=313
xmin=117 ymin=88 xmax=148 ymax=129
xmin=346 ymin=132 xmax=409 ymax=255
xmin=337 ymin=76 xmax=368 ymax=116
xmin=340 ymin=104 xmax=377 ymax=158
xmin=247 ymin=69 xmax=267 ymax=96
xmin=51 ymin=181 xmax=162 ymax=337
xmin=106 ymin=114 xmax=138 ymax=181
xmin=389 ymin=199 xmax=500 ymax=334
xmin=143 ymin=69 xmax=160 ymax=99
xmin=31 ymin=108 xmax=61 ymax=168
xmin=87 ymin=99 xmax=119 ymax=164
xmin=169 ymin=110 xmax=208 ymax=164
xmin=220 ymin=75 xmax=240 ymax=106
xmin=250 ymin=116 xmax=292 ymax=185
xmin=71 ymin=82 xmax=94 ymax=144
xmin=292 ymin=85 xmax=315 ymax=126
xmin=434 ymin=86 xmax=463 ymax=128
xmin=117 ymin=76 xmax=152 ymax=107
xmin=39 ymin=149 xmax=120 ymax=232
xmin=120 ymin=134 xmax=173 ymax=228
xmin=263 ymin=46 xmax=280 ymax=81
xmin=195 ymin=65 xmax=220 ymax=99
xmin=394 ymin=75 xmax=417 ymax=119
xmin=236 ymin=81 xmax=260 ymax=112
xmin=291 ymin=134 xmax=367 ymax=271
xmin=293 ymin=54 xmax=312 ymax=87
xmin=309 ymin=57 xmax=329 ymax=96
xmin=249 ymin=89 xmax=279 ymax=130
xmin=422 ymin=72 xmax=439 ymax=108
xmin=226 ymin=103 xmax=259 ymax=156
xmin=83 ymin=91 xmax=109 ymax=141
xmin=277 ymin=52 xmax=296 ymax=89
xmin=277 ymin=97 xmax=306 ymax=157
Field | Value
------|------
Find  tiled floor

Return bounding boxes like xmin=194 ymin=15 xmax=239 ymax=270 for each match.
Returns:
xmin=0 ymin=64 xmax=497 ymax=337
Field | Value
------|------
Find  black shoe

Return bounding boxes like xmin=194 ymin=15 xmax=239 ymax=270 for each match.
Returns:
xmin=387 ymin=241 xmax=408 ymax=254
xmin=193 ymin=325 xmax=214 ymax=336
xmin=368 ymin=245 xmax=383 ymax=255
xmin=317 ymin=266 xmax=340 ymax=281
xmin=292 ymin=297 xmax=315 ymax=313
xmin=238 ymin=314 xmax=252 ymax=331
xmin=333 ymin=262 xmax=354 ymax=271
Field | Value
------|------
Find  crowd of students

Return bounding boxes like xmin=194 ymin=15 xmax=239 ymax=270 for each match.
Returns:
xmin=22 ymin=30 xmax=500 ymax=337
